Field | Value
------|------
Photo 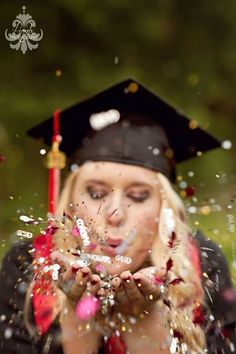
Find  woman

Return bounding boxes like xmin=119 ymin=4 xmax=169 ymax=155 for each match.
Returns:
xmin=0 ymin=79 xmax=235 ymax=353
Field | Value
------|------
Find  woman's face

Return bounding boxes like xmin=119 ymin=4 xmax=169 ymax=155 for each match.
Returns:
xmin=71 ymin=161 xmax=161 ymax=275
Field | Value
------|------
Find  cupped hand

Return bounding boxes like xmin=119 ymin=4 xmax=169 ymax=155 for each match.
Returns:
xmin=111 ymin=267 xmax=166 ymax=316
xmin=50 ymin=250 xmax=102 ymax=303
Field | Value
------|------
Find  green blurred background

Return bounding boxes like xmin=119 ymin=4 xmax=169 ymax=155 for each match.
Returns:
xmin=0 ymin=0 xmax=235 ymax=283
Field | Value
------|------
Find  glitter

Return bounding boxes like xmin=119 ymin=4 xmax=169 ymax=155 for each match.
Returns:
xmin=39 ymin=148 xmax=47 ymax=155
xmin=75 ymin=295 xmax=101 ymax=321
xmin=170 ymin=337 xmax=178 ymax=353
xmin=75 ymin=218 xmax=90 ymax=246
xmin=55 ymin=69 xmax=62 ymax=77
xmin=115 ymin=255 xmax=132 ymax=264
xmin=153 ymin=148 xmax=160 ymax=155
xmin=4 ymin=328 xmax=13 ymax=339
xmin=188 ymin=171 xmax=194 ymax=177
xmin=70 ymin=163 xmax=79 ymax=172
xmin=179 ymin=181 xmax=187 ymax=189
xmin=149 ymin=294 xmax=154 ymax=300
xmin=114 ymin=56 xmax=119 ymax=64
xmin=19 ymin=215 xmax=34 ymax=223
xmin=164 ymin=208 xmax=175 ymax=236
xmin=189 ymin=120 xmax=198 ymax=129
xmin=38 ymin=257 xmax=45 ymax=264
xmin=121 ymin=326 xmax=126 ymax=332
xmin=200 ymin=205 xmax=211 ymax=215
xmin=222 ymin=139 xmax=232 ymax=150
xmin=227 ymin=214 xmax=235 ymax=233
xmin=16 ymin=230 xmax=33 ymax=239
xmin=128 ymin=316 xmax=136 ymax=324
xmin=0 ymin=314 xmax=6 ymax=322
xmin=187 ymin=206 xmax=197 ymax=214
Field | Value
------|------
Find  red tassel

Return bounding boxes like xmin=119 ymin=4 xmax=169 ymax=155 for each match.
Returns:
xmin=46 ymin=109 xmax=66 ymax=215
xmin=104 ymin=333 xmax=127 ymax=354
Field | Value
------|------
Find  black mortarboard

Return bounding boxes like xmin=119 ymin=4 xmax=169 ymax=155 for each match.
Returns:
xmin=27 ymin=78 xmax=221 ymax=182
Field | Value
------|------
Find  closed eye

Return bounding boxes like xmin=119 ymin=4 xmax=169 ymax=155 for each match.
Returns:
xmin=87 ymin=186 xmax=108 ymax=200
xmin=127 ymin=190 xmax=150 ymax=203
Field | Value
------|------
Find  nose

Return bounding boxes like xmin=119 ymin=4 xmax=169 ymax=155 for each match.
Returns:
xmin=105 ymin=191 xmax=126 ymax=227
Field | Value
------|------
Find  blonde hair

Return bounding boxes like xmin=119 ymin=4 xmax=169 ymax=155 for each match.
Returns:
xmin=26 ymin=166 xmax=206 ymax=352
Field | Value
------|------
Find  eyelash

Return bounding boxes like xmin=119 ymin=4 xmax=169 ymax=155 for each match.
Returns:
xmin=87 ymin=187 xmax=149 ymax=203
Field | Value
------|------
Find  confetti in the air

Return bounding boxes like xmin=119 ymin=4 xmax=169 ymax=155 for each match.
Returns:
xmin=75 ymin=295 xmax=101 ymax=320
xmin=16 ymin=229 xmax=33 ymax=239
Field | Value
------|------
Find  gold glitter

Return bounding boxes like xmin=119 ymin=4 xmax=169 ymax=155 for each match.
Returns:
xmin=128 ymin=82 xmax=139 ymax=93
xmin=165 ymin=148 xmax=174 ymax=159
xmin=187 ymin=73 xmax=199 ymax=86
xmin=203 ymin=272 xmax=209 ymax=278
xmin=121 ymin=325 xmax=126 ymax=332
xmin=189 ymin=120 xmax=198 ymax=129
xmin=200 ymin=205 xmax=211 ymax=215
xmin=149 ymin=294 xmax=154 ymax=300
xmin=180 ymin=190 xmax=187 ymax=198
xmin=55 ymin=69 xmax=62 ymax=77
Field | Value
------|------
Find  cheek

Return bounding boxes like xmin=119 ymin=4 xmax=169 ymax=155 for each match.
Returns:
xmin=135 ymin=208 xmax=159 ymax=237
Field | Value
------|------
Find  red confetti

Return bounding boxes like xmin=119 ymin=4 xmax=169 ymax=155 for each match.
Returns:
xmin=192 ymin=305 xmax=204 ymax=325
xmin=168 ymin=231 xmax=177 ymax=248
xmin=154 ymin=276 xmax=165 ymax=285
xmin=173 ymin=329 xmax=183 ymax=339
xmin=166 ymin=258 xmax=173 ymax=272
xmin=169 ymin=277 xmax=184 ymax=285
xmin=185 ymin=186 xmax=195 ymax=197
xmin=0 ymin=154 xmax=5 ymax=163
xmin=104 ymin=333 xmax=127 ymax=354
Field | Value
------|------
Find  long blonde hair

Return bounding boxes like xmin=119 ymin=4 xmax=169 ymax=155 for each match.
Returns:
xmin=26 ymin=166 xmax=206 ymax=352
xmin=54 ymin=167 xmax=206 ymax=352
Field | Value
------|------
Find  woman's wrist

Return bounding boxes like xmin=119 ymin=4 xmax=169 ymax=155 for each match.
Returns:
xmin=121 ymin=303 xmax=170 ymax=354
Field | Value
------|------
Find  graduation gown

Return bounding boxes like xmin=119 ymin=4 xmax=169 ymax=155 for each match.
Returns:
xmin=0 ymin=231 xmax=236 ymax=354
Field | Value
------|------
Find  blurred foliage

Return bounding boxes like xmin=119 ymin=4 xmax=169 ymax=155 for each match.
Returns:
xmin=0 ymin=0 xmax=235 ymax=282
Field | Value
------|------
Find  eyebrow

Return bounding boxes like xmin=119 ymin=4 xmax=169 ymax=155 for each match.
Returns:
xmin=84 ymin=179 xmax=153 ymax=189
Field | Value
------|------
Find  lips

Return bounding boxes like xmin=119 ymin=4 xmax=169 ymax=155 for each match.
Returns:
xmin=101 ymin=237 xmax=123 ymax=256
xmin=106 ymin=237 xmax=123 ymax=247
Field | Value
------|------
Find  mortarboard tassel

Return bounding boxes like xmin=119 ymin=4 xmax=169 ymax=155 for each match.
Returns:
xmin=46 ymin=109 xmax=66 ymax=215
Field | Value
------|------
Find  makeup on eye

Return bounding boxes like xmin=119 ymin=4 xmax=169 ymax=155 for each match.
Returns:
xmin=86 ymin=186 xmax=108 ymax=200
xmin=86 ymin=184 xmax=151 ymax=203
xmin=126 ymin=190 xmax=150 ymax=202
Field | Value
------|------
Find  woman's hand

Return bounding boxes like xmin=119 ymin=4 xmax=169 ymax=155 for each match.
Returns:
xmin=51 ymin=251 xmax=104 ymax=354
xmin=111 ymin=267 xmax=165 ymax=316
xmin=51 ymin=250 xmax=101 ymax=304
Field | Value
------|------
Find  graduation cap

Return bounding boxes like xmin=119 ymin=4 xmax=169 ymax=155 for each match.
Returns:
xmin=27 ymin=78 xmax=220 ymax=213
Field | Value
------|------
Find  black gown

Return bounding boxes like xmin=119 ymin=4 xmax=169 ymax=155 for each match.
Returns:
xmin=0 ymin=231 xmax=236 ymax=354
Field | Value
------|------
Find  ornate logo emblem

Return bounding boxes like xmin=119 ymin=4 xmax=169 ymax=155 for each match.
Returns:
xmin=5 ymin=5 xmax=43 ymax=54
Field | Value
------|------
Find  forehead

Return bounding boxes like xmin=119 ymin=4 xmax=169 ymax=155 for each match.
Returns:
xmin=77 ymin=161 xmax=159 ymax=185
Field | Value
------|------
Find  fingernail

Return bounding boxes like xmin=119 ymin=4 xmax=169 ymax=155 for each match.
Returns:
xmin=82 ymin=270 xmax=89 ymax=277
xmin=72 ymin=267 xmax=79 ymax=274
xmin=91 ymin=279 xmax=98 ymax=285
xmin=133 ymin=274 xmax=141 ymax=281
